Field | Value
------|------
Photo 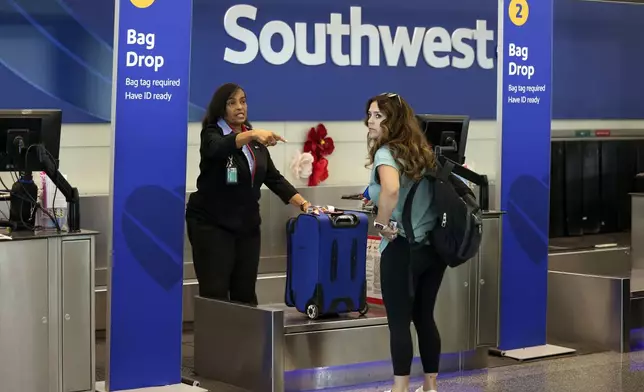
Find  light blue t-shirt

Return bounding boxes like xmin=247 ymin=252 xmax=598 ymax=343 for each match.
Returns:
xmin=368 ymin=146 xmax=437 ymax=253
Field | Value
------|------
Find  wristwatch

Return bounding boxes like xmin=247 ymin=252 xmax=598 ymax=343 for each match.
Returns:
xmin=373 ymin=221 xmax=387 ymax=231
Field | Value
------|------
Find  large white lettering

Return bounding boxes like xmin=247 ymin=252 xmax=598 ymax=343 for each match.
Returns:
xmin=222 ymin=5 xmax=495 ymax=69
xmin=508 ymin=43 xmax=535 ymax=79
xmin=125 ymin=29 xmax=164 ymax=72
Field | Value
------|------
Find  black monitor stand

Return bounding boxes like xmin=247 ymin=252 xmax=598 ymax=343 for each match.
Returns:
xmin=1 ymin=145 xmax=82 ymax=232
xmin=35 ymin=144 xmax=80 ymax=232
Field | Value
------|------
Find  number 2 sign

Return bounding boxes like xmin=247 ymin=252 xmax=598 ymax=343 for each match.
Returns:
xmin=509 ymin=0 xmax=530 ymax=26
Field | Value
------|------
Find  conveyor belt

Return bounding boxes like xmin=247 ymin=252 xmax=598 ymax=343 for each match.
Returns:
xmin=549 ymin=234 xmax=631 ymax=280
xmin=549 ymin=232 xmax=630 ymax=253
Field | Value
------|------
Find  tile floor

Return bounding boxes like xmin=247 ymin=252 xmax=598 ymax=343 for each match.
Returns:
xmin=325 ymin=350 xmax=644 ymax=392
xmin=96 ymin=333 xmax=644 ymax=391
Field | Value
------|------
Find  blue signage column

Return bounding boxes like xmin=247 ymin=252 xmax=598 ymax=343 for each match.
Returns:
xmin=107 ymin=0 xmax=192 ymax=390
xmin=497 ymin=0 xmax=553 ymax=351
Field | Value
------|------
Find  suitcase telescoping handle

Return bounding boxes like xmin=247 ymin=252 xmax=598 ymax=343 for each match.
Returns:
xmin=329 ymin=213 xmax=359 ymax=228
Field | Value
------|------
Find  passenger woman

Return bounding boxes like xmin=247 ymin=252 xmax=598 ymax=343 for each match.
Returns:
xmin=186 ymin=83 xmax=312 ymax=305
xmin=366 ymin=93 xmax=445 ymax=392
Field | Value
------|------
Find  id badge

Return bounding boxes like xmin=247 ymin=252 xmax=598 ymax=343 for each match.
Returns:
xmin=226 ymin=157 xmax=238 ymax=185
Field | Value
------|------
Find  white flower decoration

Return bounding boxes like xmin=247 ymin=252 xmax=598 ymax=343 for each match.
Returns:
xmin=290 ymin=151 xmax=315 ymax=179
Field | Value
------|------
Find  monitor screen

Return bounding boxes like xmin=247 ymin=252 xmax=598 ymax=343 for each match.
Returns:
xmin=416 ymin=114 xmax=470 ymax=164
xmin=0 ymin=109 xmax=61 ymax=172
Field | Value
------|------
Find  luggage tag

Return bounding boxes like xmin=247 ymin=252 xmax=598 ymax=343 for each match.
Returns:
xmin=226 ymin=156 xmax=238 ymax=185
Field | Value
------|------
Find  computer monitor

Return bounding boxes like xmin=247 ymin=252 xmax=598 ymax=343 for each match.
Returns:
xmin=0 ymin=109 xmax=62 ymax=172
xmin=0 ymin=109 xmax=79 ymax=232
xmin=416 ymin=114 xmax=470 ymax=164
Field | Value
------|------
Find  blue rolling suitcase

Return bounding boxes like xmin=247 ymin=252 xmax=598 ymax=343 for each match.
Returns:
xmin=285 ymin=211 xmax=369 ymax=320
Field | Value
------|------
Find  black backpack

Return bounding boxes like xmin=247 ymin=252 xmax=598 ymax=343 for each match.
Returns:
xmin=402 ymin=159 xmax=483 ymax=268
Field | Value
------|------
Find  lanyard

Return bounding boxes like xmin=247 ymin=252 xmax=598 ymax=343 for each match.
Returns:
xmin=247 ymin=143 xmax=257 ymax=183
xmin=240 ymin=124 xmax=257 ymax=183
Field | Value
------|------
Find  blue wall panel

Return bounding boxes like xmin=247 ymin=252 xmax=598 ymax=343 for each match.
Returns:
xmin=0 ymin=0 xmax=642 ymax=122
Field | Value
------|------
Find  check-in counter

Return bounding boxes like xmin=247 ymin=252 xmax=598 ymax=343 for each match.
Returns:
xmin=546 ymin=197 xmax=635 ymax=353
xmin=630 ymin=194 xmax=644 ymax=334
xmin=0 ymin=230 xmax=97 ymax=392
xmin=631 ymin=193 xmax=644 ymax=295
xmin=437 ymin=210 xmax=502 ymax=353
xmin=193 ymin=211 xmax=503 ymax=391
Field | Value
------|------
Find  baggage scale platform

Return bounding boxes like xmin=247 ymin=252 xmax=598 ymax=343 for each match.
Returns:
xmin=193 ymin=299 xmax=489 ymax=392
xmin=192 ymin=212 xmax=504 ymax=392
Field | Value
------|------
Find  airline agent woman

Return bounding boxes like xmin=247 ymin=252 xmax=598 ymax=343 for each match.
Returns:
xmin=186 ymin=83 xmax=311 ymax=305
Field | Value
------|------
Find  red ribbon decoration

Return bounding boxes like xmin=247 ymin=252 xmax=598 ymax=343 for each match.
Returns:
xmin=303 ymin=123 xmax=334 ymax=186
xmin=308 ymin=157 xmax=329 ymax=186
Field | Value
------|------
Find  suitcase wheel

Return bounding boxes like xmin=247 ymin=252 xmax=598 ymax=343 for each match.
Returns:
xmin=358 ymin=302 xmax=369 ymax=317
xmin=306 ymin=303 xmax=319 ymax=320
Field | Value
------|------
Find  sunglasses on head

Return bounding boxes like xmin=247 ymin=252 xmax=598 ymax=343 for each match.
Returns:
xmin=380 ymin=92 xmax=402 ymax=106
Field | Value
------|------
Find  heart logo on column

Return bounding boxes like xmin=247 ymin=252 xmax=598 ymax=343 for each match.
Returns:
xmin=507 ymin=175 xmax=549 ymax=264
xmin=122 ymin=185 xmax=186 ymax=291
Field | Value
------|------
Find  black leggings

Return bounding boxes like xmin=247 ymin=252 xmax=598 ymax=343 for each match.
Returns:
xmin=380 ymin=236 xmax=447 ymax=376
xmin=186 ymin=215 xmax=261 ymax=305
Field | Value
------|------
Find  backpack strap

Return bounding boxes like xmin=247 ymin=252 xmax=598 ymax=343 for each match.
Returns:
xmin=423 ymin=160 xmax=455 ymax=181
xmin=402 ymin=179 xmax=421 ymax=299
xmin=440 ymin=160 xmax=455 ymax=181
xmin=402 ymin=180 xmax=421 ymax=244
